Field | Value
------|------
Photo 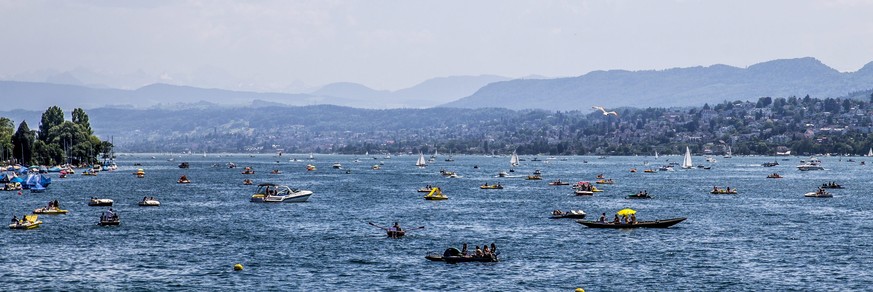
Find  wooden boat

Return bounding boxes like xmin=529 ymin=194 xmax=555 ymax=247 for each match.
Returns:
xmin=627 ymin=193 xmax=652 ymax=199
xmin=710 ymin=189 xmax=737 ymax=194
xmin=426 ymin=248 xmax=498 ymax=263
xmin=177 ymin=177 xmax=191 ymax=184
xmin=525 ymin=175 xmax=542 ymax=180
xmin=417 ymin=186 xmax=434 ymax=193
xmin=98 ymin=218 xmax=120 ymax=226
xmin=820 ymin=183 xmax=843 ymax=189
xmin=766 ymin=173 xmax=782 ymax=178
xmin=550 ymin=210 xmax=586 ymax=219
xmin=643 ymin=169 xmax=656 ymax=173
xmin=444 ymin=255 xmax=498 ymax=264
xmin=576 ymin=217 xmax=686 ymax=228
xmin=480 ymin=184 xmax=503 ymax=189
xmin=242 ymin=167 xmax=255 ymax=174
xmin=548 ymin=180 xmax=569 ymax=186
xmin=243 ymin=179 xmax=253 ymax=185
xmin=595 ymin=179 xmax=614 ymax=184
xmin=178 ymin=162 xmax=189 ymax=169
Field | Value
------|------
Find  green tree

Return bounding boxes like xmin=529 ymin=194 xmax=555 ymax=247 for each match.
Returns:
xmin=12 ymin=121 xmax=35 ymax=164
xmin=39 ymin=106 xmax=65 ymax=142
xmin=0 ymin=117 xmax=13 ymax=162
xmin=72 ymin=108 xmax=92 ymax=135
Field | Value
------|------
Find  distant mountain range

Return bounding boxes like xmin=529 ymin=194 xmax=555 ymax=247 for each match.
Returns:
xmin=0 ymin=75 xmax=510 ymax=110
xmin=444 ymin=57 xmax=873 ymax=110
xmin=3 ymin=57 xmax=872 ymax=111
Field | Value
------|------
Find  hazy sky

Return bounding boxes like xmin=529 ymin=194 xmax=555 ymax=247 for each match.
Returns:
xmin=1 ymin=0 xmax=872 ymax=92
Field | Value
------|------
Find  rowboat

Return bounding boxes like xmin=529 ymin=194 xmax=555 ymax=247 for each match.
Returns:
xmin=576 ymin=217 xmax=686 ymax=228
xmin=426 ymin=248 xmax=498 ymax=263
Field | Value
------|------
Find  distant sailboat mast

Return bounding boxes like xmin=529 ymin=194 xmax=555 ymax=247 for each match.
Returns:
xmin=510 ymin=150 xmax=520 ymax=167
xmin=416 ymin=152 xmax=427 ymax=167
xmin=682 ymin=147 xmax=693 ymax=169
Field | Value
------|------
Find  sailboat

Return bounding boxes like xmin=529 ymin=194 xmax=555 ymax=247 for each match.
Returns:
xmin=868 ymin=148 xmax=872 ymax=157
xmin=682 ymin=147 xmax=693 ymax=169
xmin=655 ymin=151 xmax=659 ymax=159
xmin=724 ymin=146 xmax=732 ymax=158
xmin=416 ymin=152 xmax=427 ymax=167
xmin=510 ymin=150 xmax=520 ymax=167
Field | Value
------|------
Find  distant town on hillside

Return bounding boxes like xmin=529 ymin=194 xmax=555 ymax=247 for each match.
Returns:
xmin=5 ymin=94 xmax=873 ymax=157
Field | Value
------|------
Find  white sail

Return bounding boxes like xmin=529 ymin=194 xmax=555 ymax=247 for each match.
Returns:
xmin=682 ymin=147 xmax=693 ymax=169
xmin=868 ymin=148 xmax=872 ymax=157
xmin=416 ymin=152 xmax=427 ymax=167
xmin=724 ymin=146 xmax=732 ymax=158
xmin=655 ymin=151 xmax=659 ymax=159
xmin=510 ymin=150 xmax=520 ymax=166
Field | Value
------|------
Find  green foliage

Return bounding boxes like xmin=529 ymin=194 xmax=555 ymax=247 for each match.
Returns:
xmin=2 ymin=107 xmax=107 ymax=165
xmin=39 ymin=106 xmax=64 ymax=142
xmin=12 ymin=121 xmax=35 ymax=164
xmin=0 ymin=117 xmax=13 ymax=161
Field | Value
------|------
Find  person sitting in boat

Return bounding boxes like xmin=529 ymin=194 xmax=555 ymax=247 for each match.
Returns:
xmin=644 ymin=190 xmax=648 ymax=196
xmin=392 ymin=222 xmax=402 ymax=232
xmin=461 ymin=243 xmax=468 ymax=256
xmin=713 ymin=186 xmax=718 ymax=192
xmin=490 ymin=243 xmax=497 ymax=255
xmin=630 ymin=214 xmax=637 ymax=224
xmin=474 ymin=246 xmax=483 ymax=257
xmin=11 ymin=215 xmax=18 ymax=224
xmin=613 ymin=214 xmax=620 ymax=224
xmin=726 ymin=187 xmax=731 ymax=193
xmin=553 ymin=210 xmax=563 ymax=216
xmin=599 ymin=213 xmax=607 ymax=222
xmin=483 ymin=245 xmax=491 ymax=256
xmin=621 ymin=215 xmax=629 ymax=224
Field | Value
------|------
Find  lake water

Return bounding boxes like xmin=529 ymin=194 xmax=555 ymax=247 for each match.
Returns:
xmin=3 ymin=154 xmax=873 ymax=290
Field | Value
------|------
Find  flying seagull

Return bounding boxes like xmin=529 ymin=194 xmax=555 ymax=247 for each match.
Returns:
xmin=592 ymin=106 xmax=618 ymax=116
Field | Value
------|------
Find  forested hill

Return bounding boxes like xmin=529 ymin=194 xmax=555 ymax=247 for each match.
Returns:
xmin=444 ymin=57 xmax=873 ymax=110
xmin=5 ymin=95 xmax=873 ymax=156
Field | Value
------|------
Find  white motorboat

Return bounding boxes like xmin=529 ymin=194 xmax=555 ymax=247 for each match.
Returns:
xmin=88 ymin=198 xmax=114 ymax=206
xmin=138 ymin=197 xmax=161 ymax=206
xmin=797 ymin=158 xmax=824 ymax=171
xmin=332 ymin=162 xmax=342 ymax=169
xmin=804 ymin=191 xmax=832 ymax=198
xmin=497 ymin=171 xmax=508 ymax=177
xmin=250 ymin=183 xmax=313 ymax=203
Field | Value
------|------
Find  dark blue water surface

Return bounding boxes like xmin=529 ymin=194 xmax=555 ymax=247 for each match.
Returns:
xmin=3 ymin=154 xmax=873 ymax=290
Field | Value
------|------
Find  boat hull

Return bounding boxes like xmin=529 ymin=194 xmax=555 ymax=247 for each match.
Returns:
xmin=576 ymin=217 xmax=686 ymax=228
xmin=550 ymin=214 xmax=586 ymax=219
xmin=443 ymin=255 xmax=498 ymax=264
xmin=33 ymin=208 xmax=68 ymax=214
xmin=98 ymin=221 xmax=120 ymax=226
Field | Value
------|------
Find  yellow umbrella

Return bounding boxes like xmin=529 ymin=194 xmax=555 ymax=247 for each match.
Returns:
xmin=616 ymin=208 xmax=636 ymax=216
